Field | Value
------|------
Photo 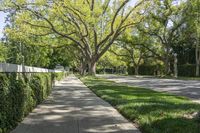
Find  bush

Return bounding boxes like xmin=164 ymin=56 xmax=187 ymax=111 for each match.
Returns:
xmin=52 ymin=71 xmax=67 ymax=81
xmin=0 ymin=72 xmax=65 ymax=133
xmin=128 ymin=65 xmax=164 ymax=75
xmin=178 ymin=64 xmax=197 ymax=77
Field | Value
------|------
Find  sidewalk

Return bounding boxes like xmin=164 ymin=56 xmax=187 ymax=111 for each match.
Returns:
xmin=11 ymin=75 xmax=140 ymax=133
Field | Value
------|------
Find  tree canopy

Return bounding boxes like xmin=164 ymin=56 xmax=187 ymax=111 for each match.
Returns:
xmin=0 ymin=0 xmax=199 ymax=76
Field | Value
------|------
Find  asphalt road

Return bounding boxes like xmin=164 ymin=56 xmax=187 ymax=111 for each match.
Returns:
xmin=98 ymin=75 xmax=200 ymax=103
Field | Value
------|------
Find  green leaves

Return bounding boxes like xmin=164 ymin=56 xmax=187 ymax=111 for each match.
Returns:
xmin=0 ymin=43 xmax=7 ymax=62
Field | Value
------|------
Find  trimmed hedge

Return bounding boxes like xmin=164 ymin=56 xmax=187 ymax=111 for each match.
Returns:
xmin=52 ymin=72 xmax=66 ymax=81
xmin=178 ymin=64 xmax=198 ymax=77
xmin=128 ymin=65 xmax=164 ymax=75
xmin=0 ymin=72 xmax=65 ymax=133
xmin=127 ymin=64 xmax=199 ymax=77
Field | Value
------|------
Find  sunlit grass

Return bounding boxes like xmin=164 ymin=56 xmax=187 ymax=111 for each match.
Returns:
xmin=80 ymin=76 xmax=200 ymax=133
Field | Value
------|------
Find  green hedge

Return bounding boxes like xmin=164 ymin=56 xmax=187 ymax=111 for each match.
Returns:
xmin=178 ymin=64 xmax=198 ymax=77
xmin=52 ymin=72 xmax=67 ymax=81
xmin=0 ymin=72 xmax=65 ymax=133
xmin=128 ymin=65 xmax=164 ymax=75
xmin=127 ymin=64 xmax=198 ymax=77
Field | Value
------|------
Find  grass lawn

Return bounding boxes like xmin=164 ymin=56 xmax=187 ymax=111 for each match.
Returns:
xmin=79 ymin=76 xmax=200 ymax=133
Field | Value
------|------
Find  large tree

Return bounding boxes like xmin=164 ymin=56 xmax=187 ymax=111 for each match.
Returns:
xmin=138 ymin=0 xmax=187 ymax=75
xmin=0 ymin=42 xmax=7 ymax=62
xmin=110 ymin=32 xmax=152 ymax=75
xmin=185 ymin=0 xmax=200 ymax=76
xmin=1 ymin=0 xmax=148 ymax=75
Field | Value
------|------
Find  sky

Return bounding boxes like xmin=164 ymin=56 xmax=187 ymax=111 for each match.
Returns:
xmin=0 ymin=0 xmax=138 ymax=38
xmin=0 ymin=12 xmax=7 ymax=38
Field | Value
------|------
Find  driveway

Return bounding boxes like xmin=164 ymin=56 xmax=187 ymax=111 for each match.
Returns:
xmin=98 ymin=75 xmax=200 ymax=103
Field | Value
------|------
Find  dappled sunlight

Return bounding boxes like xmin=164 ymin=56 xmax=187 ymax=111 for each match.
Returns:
xmin=11 ymin=75 xmax=139 ymax=133
xmin=81 ymin=76 xmax=200 ymax=133
xmin=99 ymin=75 xmax=200 ymax=102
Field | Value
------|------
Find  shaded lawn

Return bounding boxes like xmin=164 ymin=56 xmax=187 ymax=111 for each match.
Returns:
xmin=79 ymin=76 xmax=200 ymax=133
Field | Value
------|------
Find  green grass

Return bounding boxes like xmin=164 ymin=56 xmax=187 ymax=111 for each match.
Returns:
xmin=79 ymin=76 xmax=200 ymax=133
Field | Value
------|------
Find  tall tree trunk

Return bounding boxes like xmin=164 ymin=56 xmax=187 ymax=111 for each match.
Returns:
xmin=164 ymin=57 xmax=170 ymax=75
xmin=134 ymin=66 xmax=139 ymax=75
xmin=80 ymin=63 xmax=87 ymax=76
xmin=164 ymin=47 xmax=171 ymax=76
xmin=195 ymin=42 xmax=200 ymax=76
xmin=79 ymin=58 xmax=87 ymax=76
xmin=88 ymin=61 xmax=96 ymax=75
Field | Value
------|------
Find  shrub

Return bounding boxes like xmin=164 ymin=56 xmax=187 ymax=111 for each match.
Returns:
xmin=178 ymin=64 xmax=197 ymax=77
xmin=128 ymin=65 xmax=164 ymax=75
xmin=0 ymin=72 xmax=65 ymax=133
xmin=52 ymin=71 xmax=67 ymax=81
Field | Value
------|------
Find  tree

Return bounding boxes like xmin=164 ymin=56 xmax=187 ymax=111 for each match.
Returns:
xmin=0 ymin=42 xmax=7 ymax=62
xmin=110 ymin=31 xmax=153 ymax=75
xmin=185 ymin=0 xmax=200 ymax=76
xmin=138 ymin=0 xmax=187 ymax=75
xmin=1 ymin=0 xmax=148 ymax=75
xmin=97 ymin=51 xmax=126 ymax=74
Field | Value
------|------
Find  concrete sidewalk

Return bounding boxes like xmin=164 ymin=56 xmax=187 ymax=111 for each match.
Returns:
xmin=11 ymin=75 xmax=140 ymax=133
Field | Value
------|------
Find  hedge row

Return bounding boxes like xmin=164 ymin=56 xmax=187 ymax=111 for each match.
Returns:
xmin=128 ymin=65 xmax=164 ymax=75
xmin=178 ymin=64 xmax=198 ymax=77
xmin=0 ymin=72 xmax=65 ymax=133
xmin=128 ymin=64 xmax=199 ymax=77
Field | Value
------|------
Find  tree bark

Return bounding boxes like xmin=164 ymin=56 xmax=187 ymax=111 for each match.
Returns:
xmin=79 ymin=58 xmax=87 ymax=76
xmin=195 ymin=42 xmax=200 ymax=76
xmin=164 ymin=56 xmax=171 ymax=75
xmin=134 ymin=66 xmax=139 ymax=75
xmin=88 ymin=61 xmax=97 ymax=75
xmin=80 ymin=63 xmax=87 ymax=76
xmin=164 ymin=46 xmax=171 ymax=76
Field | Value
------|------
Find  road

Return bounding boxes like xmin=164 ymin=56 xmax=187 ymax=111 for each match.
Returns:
xmin=98 ymin=75 xmax=200 ymax=103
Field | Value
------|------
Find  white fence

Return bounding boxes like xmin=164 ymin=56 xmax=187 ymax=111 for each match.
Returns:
xmin=0 ymin=63 xmax=63 ymax=73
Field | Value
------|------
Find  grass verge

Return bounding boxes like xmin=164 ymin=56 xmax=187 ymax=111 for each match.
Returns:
xmin=79 ymin=76 xmax=200 ymax=133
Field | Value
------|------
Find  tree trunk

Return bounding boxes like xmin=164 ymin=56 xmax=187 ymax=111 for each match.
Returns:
xmin=195 ymin=43 xmax=200 ymax=77
xmin=164 ymin=55 xmax=171 ymax=75
xmin=88 ymin=61 xmax=96 ymax=75
xmin=134 ymin=66 xmax=139 ymax=75
xmin=80 ymin=64 xmax=87 ymax=76
xmin=79 ymin=59 xmax=87 ymax=76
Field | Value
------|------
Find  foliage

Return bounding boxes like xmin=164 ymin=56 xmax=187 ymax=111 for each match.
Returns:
xmin=48 ymin=47 xmax=74 ymax=69
xmin=1 ymin=0 xmax=149 ymax=74
xmin=137 ymin=0 xmax=188 ymax=75
xmin=52 ymin=72 xmax=67 ymax=81
xmin=0 ymin=42 xmax=7 ymax=62
xmin=80 ymin=76 xmax=200 ymax=133
xmin=0 ymin=72 xmax=65 ymax=133
xmin=97 ymin=51 xmax=126 ymax=69
xmin=178 ymin=64 xmax=197 ymax=77
xmin=128 ymin=64 xmax=164 ymax=75
xmin=6 ymin=40 xmax=52 ymax=67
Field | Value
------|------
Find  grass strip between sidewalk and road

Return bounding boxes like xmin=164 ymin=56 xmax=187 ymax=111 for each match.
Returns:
xmin=79 ymin=76 xmax=200 ymax=133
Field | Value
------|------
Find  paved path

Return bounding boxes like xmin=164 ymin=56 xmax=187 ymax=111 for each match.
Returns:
xmin=98 ymin=75 xmax=200 ymax=103
xmin=11 ymin=75 xmax=140 ymax=133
